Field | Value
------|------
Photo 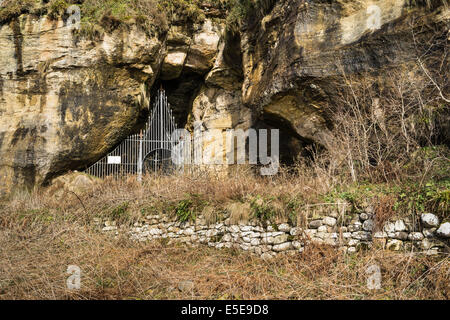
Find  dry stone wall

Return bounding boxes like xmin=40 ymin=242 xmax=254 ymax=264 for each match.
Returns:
xmin=97 ymin=208 xmax=449 ymax=258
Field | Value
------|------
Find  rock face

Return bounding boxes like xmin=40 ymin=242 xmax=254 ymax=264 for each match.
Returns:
xmin=240 ymin=0 xmax=448 ymax=147
xmin=0 ymin=1 xmax=448 ymax=195
xmin=0 ymin=13 xmax=224 ymax=196
xmin=0 ymin=14 xmax=163 ymax=196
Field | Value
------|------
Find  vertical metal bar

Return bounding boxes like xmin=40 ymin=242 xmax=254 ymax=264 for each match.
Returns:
xmin=138 ymin=130 xmax=143 ymax=182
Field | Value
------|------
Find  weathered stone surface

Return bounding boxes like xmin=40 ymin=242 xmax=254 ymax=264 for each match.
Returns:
xmin=323 ymin=217 xmax=337 ymax=227
xmin=278 ymin=223 xmax=291 ymax=232
xmin=359 ymin=213 xmax=370 ymax=221
xmin=1 ymin=1 xmax=448 ymax=198
xmin=436 ymin=222 xmax=450 ymax=238
xmin=386 ymin=240 xmax=403 ymax=251
xmin=392 ymin=231 xmax=409 ymax=241
xmin=240 ymin=0 xmax=447 ymax=149
xmin=0 ymin=15 xmax=163 ymax=196
xmin=273 ymin=234 xmax=289 ymax=245
xmin=352 ymin=231 xmax=372 ymax=241
xmin=308 ymin=220 xmax=322 ymax=229
xmin=362 ymin=219 xmax=375 ymax=232
xmin=408 ymin=232 xmax=424 ymax=241
xmin=394 ymin=220 xmax=408 ymax=232
xmin=45 ymin=171 xmax=98 ymax=198
xmin=272 ymin=242 xmax=293 ymax=252
xmin=161 ymin=51 xmax=187 ymax=80
xmin=421 ymin=213 xmax=440 ymax=228
xmin=348 ymin=222 xmax=362 ymax=232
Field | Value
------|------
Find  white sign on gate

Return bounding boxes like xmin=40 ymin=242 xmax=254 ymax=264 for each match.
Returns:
xmin=107 ymin=156 xmax=121 ymax=164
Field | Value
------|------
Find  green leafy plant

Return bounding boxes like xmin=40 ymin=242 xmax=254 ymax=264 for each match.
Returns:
xmin=110 ymin=202 xmax=129 ymax=221
xmin=250 ymin=196 xmax=277 ymax=222
xmin=174 ymin=193 xmax=206 ymax=222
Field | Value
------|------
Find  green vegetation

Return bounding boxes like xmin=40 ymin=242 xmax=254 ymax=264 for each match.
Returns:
xmin=322 ymin=178 xmax=450 ymax=222
xmin=173 ymin=193 xmax=206 ymax=222
xmin=109 ymin=201 xmax=129 ymax=221
xmin=250 ymin=196 xmax=278 ymax=222
xmin=0 ymin=0 xmax=270 ymax=36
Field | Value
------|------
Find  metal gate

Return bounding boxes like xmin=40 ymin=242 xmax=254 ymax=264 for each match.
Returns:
xmin=84 ymin=88 xmax=182 ymax=180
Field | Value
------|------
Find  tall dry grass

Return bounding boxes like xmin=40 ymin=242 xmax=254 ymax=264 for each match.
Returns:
xmin=0 ymin=168 xmax=448 ymax=300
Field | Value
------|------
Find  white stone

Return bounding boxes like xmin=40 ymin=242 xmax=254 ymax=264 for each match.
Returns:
xmin=386 ymin=239 xmax=403 ymax=251
xmin=273 ymin=234 xmax=289 ymax=245
xmin=343 ymin=232 xmax=352 ymax=238
xmin=292 ymin=241 xmax=302 ymax=249
xmin=384 ymin=222 xmax=396 ymax=233
xmin=278 ymin=223 xmax=291 ymax=232
xmin=261 ymin=252 xmax=273 ymax=260
xmin=373 ymin=231 xmax=387 ymax=238
xmin=311 ymin=238 xmax=324 ymax=244
xmin=317 ymin=225 xmax=327 ymax=232
xmin=324 ymin=238 xmax=338 ymax=246
xmin=323 ymin=217 xmax=337 ymax=227
xmin=420 ymin=238 xmax=440 ymax=250
xmin=351 ymin=231 xmax=371 ymax=241
xmin=408 ymin=232 xmax=424 ymax=241
xmin=359 ymin=212 xmax=369 ymax=221
xmin=290 ymin=227 xmax=301 ymax=236
xmin=102 ymin=226 xmax=117 ymax=231
xmin=272 ymin=242 xmax=293 ymax=252
xmin=426 ymin=248 xmax=440 ymax=255
xmin=421 ymin=213 xmax=439 ymax=228
xmin=362 ymin=219 xmax=375 ymax=232
xmin=436 ymin=222 xmax=450 ymax=238
xmin=394 ymin=220 xmax=407 ymax=232
xmin=315 ymin=232 xmax=327 ymax=239
xmin=222 ymin=234 xmax=232 ymax=242
xmin=329 ymin=233 xmax=339 ymax=239
xmin=261 ymin=236 xmax=274 ymax=244
xmin=240 ymin=226 xmax=252 ymax=232
xmin=347 ymin=247 xmax=357 ymax=254
xmin=206 ymin=229 xmax=218 ymax=237
xmin=348 ymin=222 xmax=362 ymax=232
xmin=250 ymin=238 xmax=261 ymax=246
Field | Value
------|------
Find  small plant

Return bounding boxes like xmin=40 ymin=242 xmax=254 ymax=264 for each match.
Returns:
xmin=174 ymin=198 xmax=195 ymax=222
xmin=174 ymin=194 xmax=205 ymax=223
xmin=250 ymin=196 xmax=277 ymax=222
xmin=110 ymin=202 xmax=129 ymax=221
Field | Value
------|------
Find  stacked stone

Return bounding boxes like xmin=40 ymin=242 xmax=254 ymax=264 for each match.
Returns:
xmin=99 ymin=210 xmax=449 ymax=258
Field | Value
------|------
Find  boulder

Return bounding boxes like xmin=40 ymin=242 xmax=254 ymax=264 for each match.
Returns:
xmin=436 ymin=222 xmax=450 ymax=238
xmin=421 ymin=213 xmax=440 ymax=228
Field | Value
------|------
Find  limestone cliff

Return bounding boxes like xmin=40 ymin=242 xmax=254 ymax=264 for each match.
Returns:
xmin=0 ymin=0 xmax=448 ymax=196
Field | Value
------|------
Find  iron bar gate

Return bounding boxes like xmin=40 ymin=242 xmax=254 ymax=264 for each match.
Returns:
xmin=84 ymin=88 xmax=184 ymax=180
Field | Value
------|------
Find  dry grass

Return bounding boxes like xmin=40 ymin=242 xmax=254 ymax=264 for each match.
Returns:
xmin=0 ymin=169 xmax=449 ymax=300
xmin=0 ymin=220 xmax=448 ymax=300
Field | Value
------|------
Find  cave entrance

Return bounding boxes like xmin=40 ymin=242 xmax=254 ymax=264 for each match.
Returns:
xmin=84 ymin=88 xmax=183 ymax=179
